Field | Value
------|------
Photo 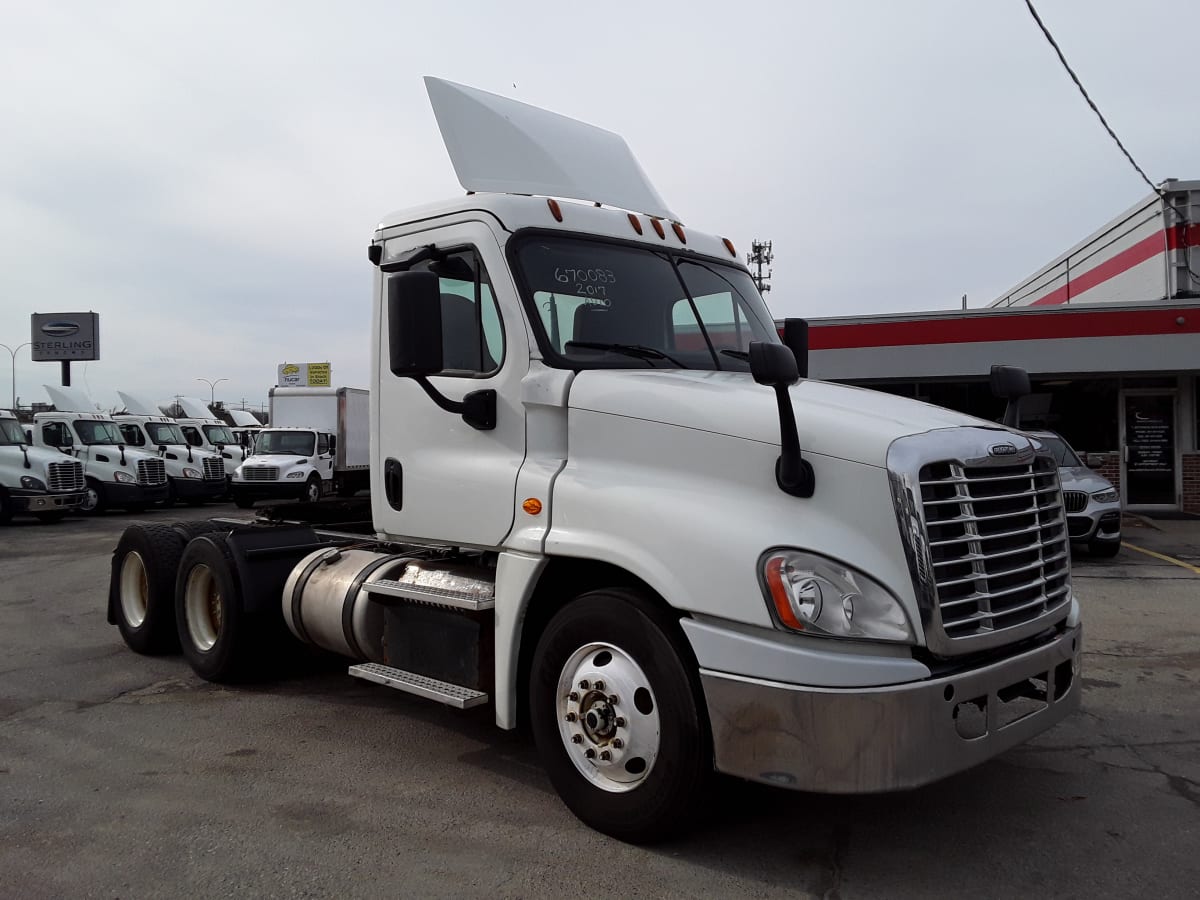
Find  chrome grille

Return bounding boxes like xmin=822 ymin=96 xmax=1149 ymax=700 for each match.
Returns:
xmin=241 ymin=466 xmax=279 ymax=482
xmin=919 ymin=455 xmax=1070 ymax=643
xmin=1062 ymin=490 xmax=1088 ymax=513
xmin=47 ymin=460 xmax=85 ymax=492
xmin=202 ymin=457 xmax=224 ymax=481
xmin=136 ymin=458 xmax=167 ymax=485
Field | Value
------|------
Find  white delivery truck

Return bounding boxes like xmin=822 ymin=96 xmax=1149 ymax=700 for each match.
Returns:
xmin=0 ymin=408 xmax=87 ymax=522
xmin=114 ymin=392 xmax=226 ymax=506
xmin=169 ymin=396 xmax=246 ymax=480
xmin=230 ymin=386 xmax=369 ymax=508
xmin=107 ymin=79 xmax=1081 ymax=842
xmin=37 ymin=386 xmax=168 ymax=513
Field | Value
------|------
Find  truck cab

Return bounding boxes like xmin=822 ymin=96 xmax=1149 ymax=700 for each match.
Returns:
xmin=231 ymin=426 xmax=334 ymax=507
xmin=37 ymin=386 xmax=168 ymax=513
xmin=114 ymin=392 xmax=225 ymax=507
xmin=170 ymin=396 xmax=246 ymax=480
xmin=0 ymin=408 xmax=87 ymax=522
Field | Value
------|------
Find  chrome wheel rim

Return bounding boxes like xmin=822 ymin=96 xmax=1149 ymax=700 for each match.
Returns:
xmin=118 ymin=551 xmax=149 ymax=628
xmin=184 ymin=564 xmax=222 ymax=652
xmin=81 ymin=487 xmax=99 ymax=512
xmin=555 ymin=642 xmax=660 ymax=793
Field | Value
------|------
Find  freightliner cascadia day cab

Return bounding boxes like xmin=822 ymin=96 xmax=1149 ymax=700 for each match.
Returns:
xmin=0 ymin=408 xmax=87 ymax=522
xmin=168 ymin=396 xmax=245 ymax=481
xmin=107 ymin=78 xmax=1081 ymax=842
xmin=227 ymin=408 xmax=262 ymax=452
xmin=115 ymin=392 xmax=226 ymax=507
xmin=230 ymin=386 xmax=369 ymax=508
xmin=38 ymin=386 xmax=168 ymax=514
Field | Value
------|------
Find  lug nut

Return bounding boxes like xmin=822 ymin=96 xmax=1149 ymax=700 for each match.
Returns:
xmin=612 ymin=738 xmax=624 ymax=749
xmin=615 ymin=717 xmax=626 ymax=727
xmin=579 ymin=680 xmax=590 ymax=690
xmin=568 ymin=691 xmax=579 ymax=702
xmin=585 ymin=748 xmax=596 ymax=759
xmin=608 ymin=694 xmax=619 ymax=705
xmin=571 ymin=734 xmax=583 ymax=744
xmin=565 ymin=712 xmax=577 ymax=722
xmin=599 ymin=750 xmax=612 ymax=761
xmin=593 ymin=680 xmax=606 ymax=691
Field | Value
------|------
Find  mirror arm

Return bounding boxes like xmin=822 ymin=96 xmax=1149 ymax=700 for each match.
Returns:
xmin=771 ymin=385 xmax=815 ymax=498
xmin=413 ymin=376 xmax=496 ymax=431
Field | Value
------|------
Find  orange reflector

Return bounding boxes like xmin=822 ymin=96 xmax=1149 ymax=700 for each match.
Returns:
xmin=651 ymin=218 xmax=665 ymax=239
xmin=522 ymin=498 xmax=543 ymax=516
xmin=723 ymin=238 xmax=737 ymax=257
xmin=764 ymin=556 xmax=805 ymax=630
xmin=672 ymin=222 xmax=686 ymax=244
xmin=628 ymin=213 xmax=643 ymax=235
xmin=547 ymin=198 xmax=563 ymax=222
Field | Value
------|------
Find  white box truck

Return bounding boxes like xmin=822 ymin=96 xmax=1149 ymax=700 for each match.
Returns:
xmin=0 ymin=408 xmax=87 ymax=522
xmin=107 ymin=79 xmax=1081 ymax=842
xmin=230 ymin=386 xmax=369 ymax=508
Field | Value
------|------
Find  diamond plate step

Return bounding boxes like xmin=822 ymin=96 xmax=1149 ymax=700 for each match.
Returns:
xmin=348 ymin=663 xmax=488 ymax=709
xmin=363 ymin=578 xmax=495 ymax=611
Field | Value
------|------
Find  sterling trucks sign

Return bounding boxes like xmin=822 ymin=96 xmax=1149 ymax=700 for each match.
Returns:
xmin=277 ymin=362 xmax=331 ymax=387
xmin=31 ymin=312 xmax=100 ymax=361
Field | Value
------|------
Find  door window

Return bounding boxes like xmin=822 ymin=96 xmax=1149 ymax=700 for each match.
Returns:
xmin=119 ymin=424 xmax=146 ymax=446
xmin=410 ymin=250 xmax=504 ymax=376
xmin=181 ymin=425 xmax=204 ymax=447
xmin=317 ymin=433 xmax=330 ymax=455
xmin=42 ymin=421 xmax=70 ymax=447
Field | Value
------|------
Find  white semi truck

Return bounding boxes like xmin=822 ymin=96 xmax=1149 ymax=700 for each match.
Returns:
xmin=227 ymin=408 xmax=262 ymax=452
xmin=169 ymin=396 xmax=246 ymax=480
xmin=37 ymin=386 xmax=168 ymax=513
xmin=114 ymin=392 xmax=226 ymax=506
xmin=230 ymin=386 xmax=369 ymax=508
xmin=107 ymin=79 xmax=1081 ymax=842
xmin=0 ymin=408 xmax=87 ymax=522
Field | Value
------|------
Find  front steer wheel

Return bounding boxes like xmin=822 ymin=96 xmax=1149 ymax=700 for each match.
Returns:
xmin=529 ymin=588 xmax=710 ymax=844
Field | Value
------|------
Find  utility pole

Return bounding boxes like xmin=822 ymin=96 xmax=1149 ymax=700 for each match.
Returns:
xmin=746 ymin=240 xmax=774 ymax=294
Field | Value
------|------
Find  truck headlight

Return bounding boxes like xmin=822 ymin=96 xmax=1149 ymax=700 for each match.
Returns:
xmin=760 ymin=550 xmax=915 ymax=643
xmin=113 ymin=471 xmax=135 ymax=484
xmin=1091 ymin=488 xmax=1118 ymax=503
xmin=286 ymin=470 xmax=306 ymax=479
xmin=182 ymin=467 xmax=202 ymax=479
xmin=21 ymin=476 xmax=46 ymax=491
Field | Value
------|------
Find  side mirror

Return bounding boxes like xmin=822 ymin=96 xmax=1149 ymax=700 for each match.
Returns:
xmin=782 ymin=318 xmax=809 ymax=378
xmin=990 ymin=364 xmax=1030 ymax=428
xmin=328 ymin=435 xmax=337 ymax=455
xmin=749 ymin=341 xmax=799 ymax=387
xmin=748 ymin=340 xmax=813 ymax=498
xmin=388 ymin=271 xmax=444 ymax=376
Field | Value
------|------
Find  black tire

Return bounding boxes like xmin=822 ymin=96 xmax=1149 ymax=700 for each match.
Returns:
xmin=529 ymin=588 xmax=710 ymax=843
xmin=234 ymin=496 xmax=255 ymax=509
xmin=110 ymin=524 xmax=189 ymax=654
xmin=173 ymin=520 xmax=230 ymax=541
xmin=175 ymin=534 xmax=253 ymax=682
xmin=0 ymin=489 xmax=12 ymax=524
xmin=1090 ymin=538 xmax=1121 ymax=558
xmin=302 ymin=475 xmax=322 ymax=504
xmin=34 ymin=511 xmax=66 ymax=524
xmin=80 ymin=478 xmax=106 ymax=515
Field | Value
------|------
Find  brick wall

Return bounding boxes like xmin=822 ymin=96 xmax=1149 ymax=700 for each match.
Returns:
xmin=1185 ymin=452 xmax=1200 ymax=514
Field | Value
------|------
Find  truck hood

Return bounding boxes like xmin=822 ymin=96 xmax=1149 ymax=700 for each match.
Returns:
xmin=567 ymin=370 xmax=1002 ymax=467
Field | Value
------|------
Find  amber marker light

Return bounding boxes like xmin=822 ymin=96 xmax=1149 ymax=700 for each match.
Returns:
xmin=764 ymin=554 xmax=807 ymax=631
xmin=628 ymin=213 xmax=643 ymax=235
xmin=672 ymin=222 xmax=687 ymax=244
xmin=723 ymin=238 xmax=737 ymax=257
xmin=522 ymin=498 xmax=543 ymax=515
xmin=651 ymin=218 xmax=665 ymax=239
xmin=547 ymin=198 xmax=563 ymax=222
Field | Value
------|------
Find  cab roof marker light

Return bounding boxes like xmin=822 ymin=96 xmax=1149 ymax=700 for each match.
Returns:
xmin=672 ymin=222 xmax=687 ymax=244
xmin=651 ymin=218 xmax=666 ymax=239
xmin=547 ymin=198 xmax=563 ymax=222
xmin=628 ymin=213 xmax=643 ymax=235
xmin=723 ymin=238 xmax=737 ymax=257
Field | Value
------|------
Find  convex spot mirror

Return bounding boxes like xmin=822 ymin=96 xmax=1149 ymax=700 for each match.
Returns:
xmin=388 ymin=271 xmax=445 ymax=377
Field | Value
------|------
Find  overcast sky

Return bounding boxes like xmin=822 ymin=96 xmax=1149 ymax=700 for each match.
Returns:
xmin=2 ymin=0 xmax=1196 ymax=413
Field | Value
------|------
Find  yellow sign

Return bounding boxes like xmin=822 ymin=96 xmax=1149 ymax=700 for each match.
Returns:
xmin=277 ymin=362 xmax=332 ymax=387
xmin=307 ymin=362 xmax=331 ymax=387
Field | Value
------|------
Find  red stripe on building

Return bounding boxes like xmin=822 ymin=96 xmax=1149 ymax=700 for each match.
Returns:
xmin=808 ymin=307 xmax=1200 ymax=350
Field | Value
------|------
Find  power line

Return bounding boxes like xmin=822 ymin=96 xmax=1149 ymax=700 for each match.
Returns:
xmin=1023 ymin=0 xmax=1199 ymax=288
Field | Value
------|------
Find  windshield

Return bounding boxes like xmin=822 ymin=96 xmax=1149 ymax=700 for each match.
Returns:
xmin=1034 ymin=434 xmax=1083 ymax=467
xmin=203 ymin=424 xmax=235 ymax=445
xmin=74 ymin=420 xmax=125 ymax=445
xmin=146 ymin=422 xmax=188 ymax=445
xmin=513 ymin=235 xmax=780 ymax=371
xmin=0 ymin=419 xmax=27 ymax=445
xmin=256 ymin=430 xmax=315 ymax=456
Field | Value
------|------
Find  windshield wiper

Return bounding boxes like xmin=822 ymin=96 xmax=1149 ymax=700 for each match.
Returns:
xmin=719 ymin=349 xmax=750 ymax=362
xmin=565 ymin=341 xmax=689 ymax=369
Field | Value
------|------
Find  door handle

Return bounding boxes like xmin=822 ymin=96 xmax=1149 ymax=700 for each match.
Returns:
xmin=384 ymin=458 xmax=403 ymax=510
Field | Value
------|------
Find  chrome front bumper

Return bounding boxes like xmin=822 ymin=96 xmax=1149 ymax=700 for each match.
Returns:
xmin=700 ymin=624 xmax=1081 ymax=793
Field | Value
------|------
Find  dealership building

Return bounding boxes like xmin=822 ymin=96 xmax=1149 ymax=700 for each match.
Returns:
xmin=802 ymin=181 xmax=1200 ymax=515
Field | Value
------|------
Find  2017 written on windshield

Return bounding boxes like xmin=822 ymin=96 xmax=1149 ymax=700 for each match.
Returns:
xmin=555 ymin=267 xmax=616 ymax=298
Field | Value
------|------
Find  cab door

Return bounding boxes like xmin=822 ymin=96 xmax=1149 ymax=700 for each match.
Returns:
xmin=373 ymin=221 xmax=528 ymax=547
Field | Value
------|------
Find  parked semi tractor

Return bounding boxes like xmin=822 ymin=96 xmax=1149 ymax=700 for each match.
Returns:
xmin=169 ymin=396 xmax=246 ymax=480
xmin=108 ymin=79 xmax=1081 ymax=842
xmin=227 ymin=409 xmax=262 ymax=451
xmin=0 ymin=408 xmax=87 ymax=523
xmin=115 ymin=392 xmax=226 ymax=506
xmin=38 ymin=386 xmax=168 ymax=513
xmin=229 ymin=386 xmax=369 ymax=508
